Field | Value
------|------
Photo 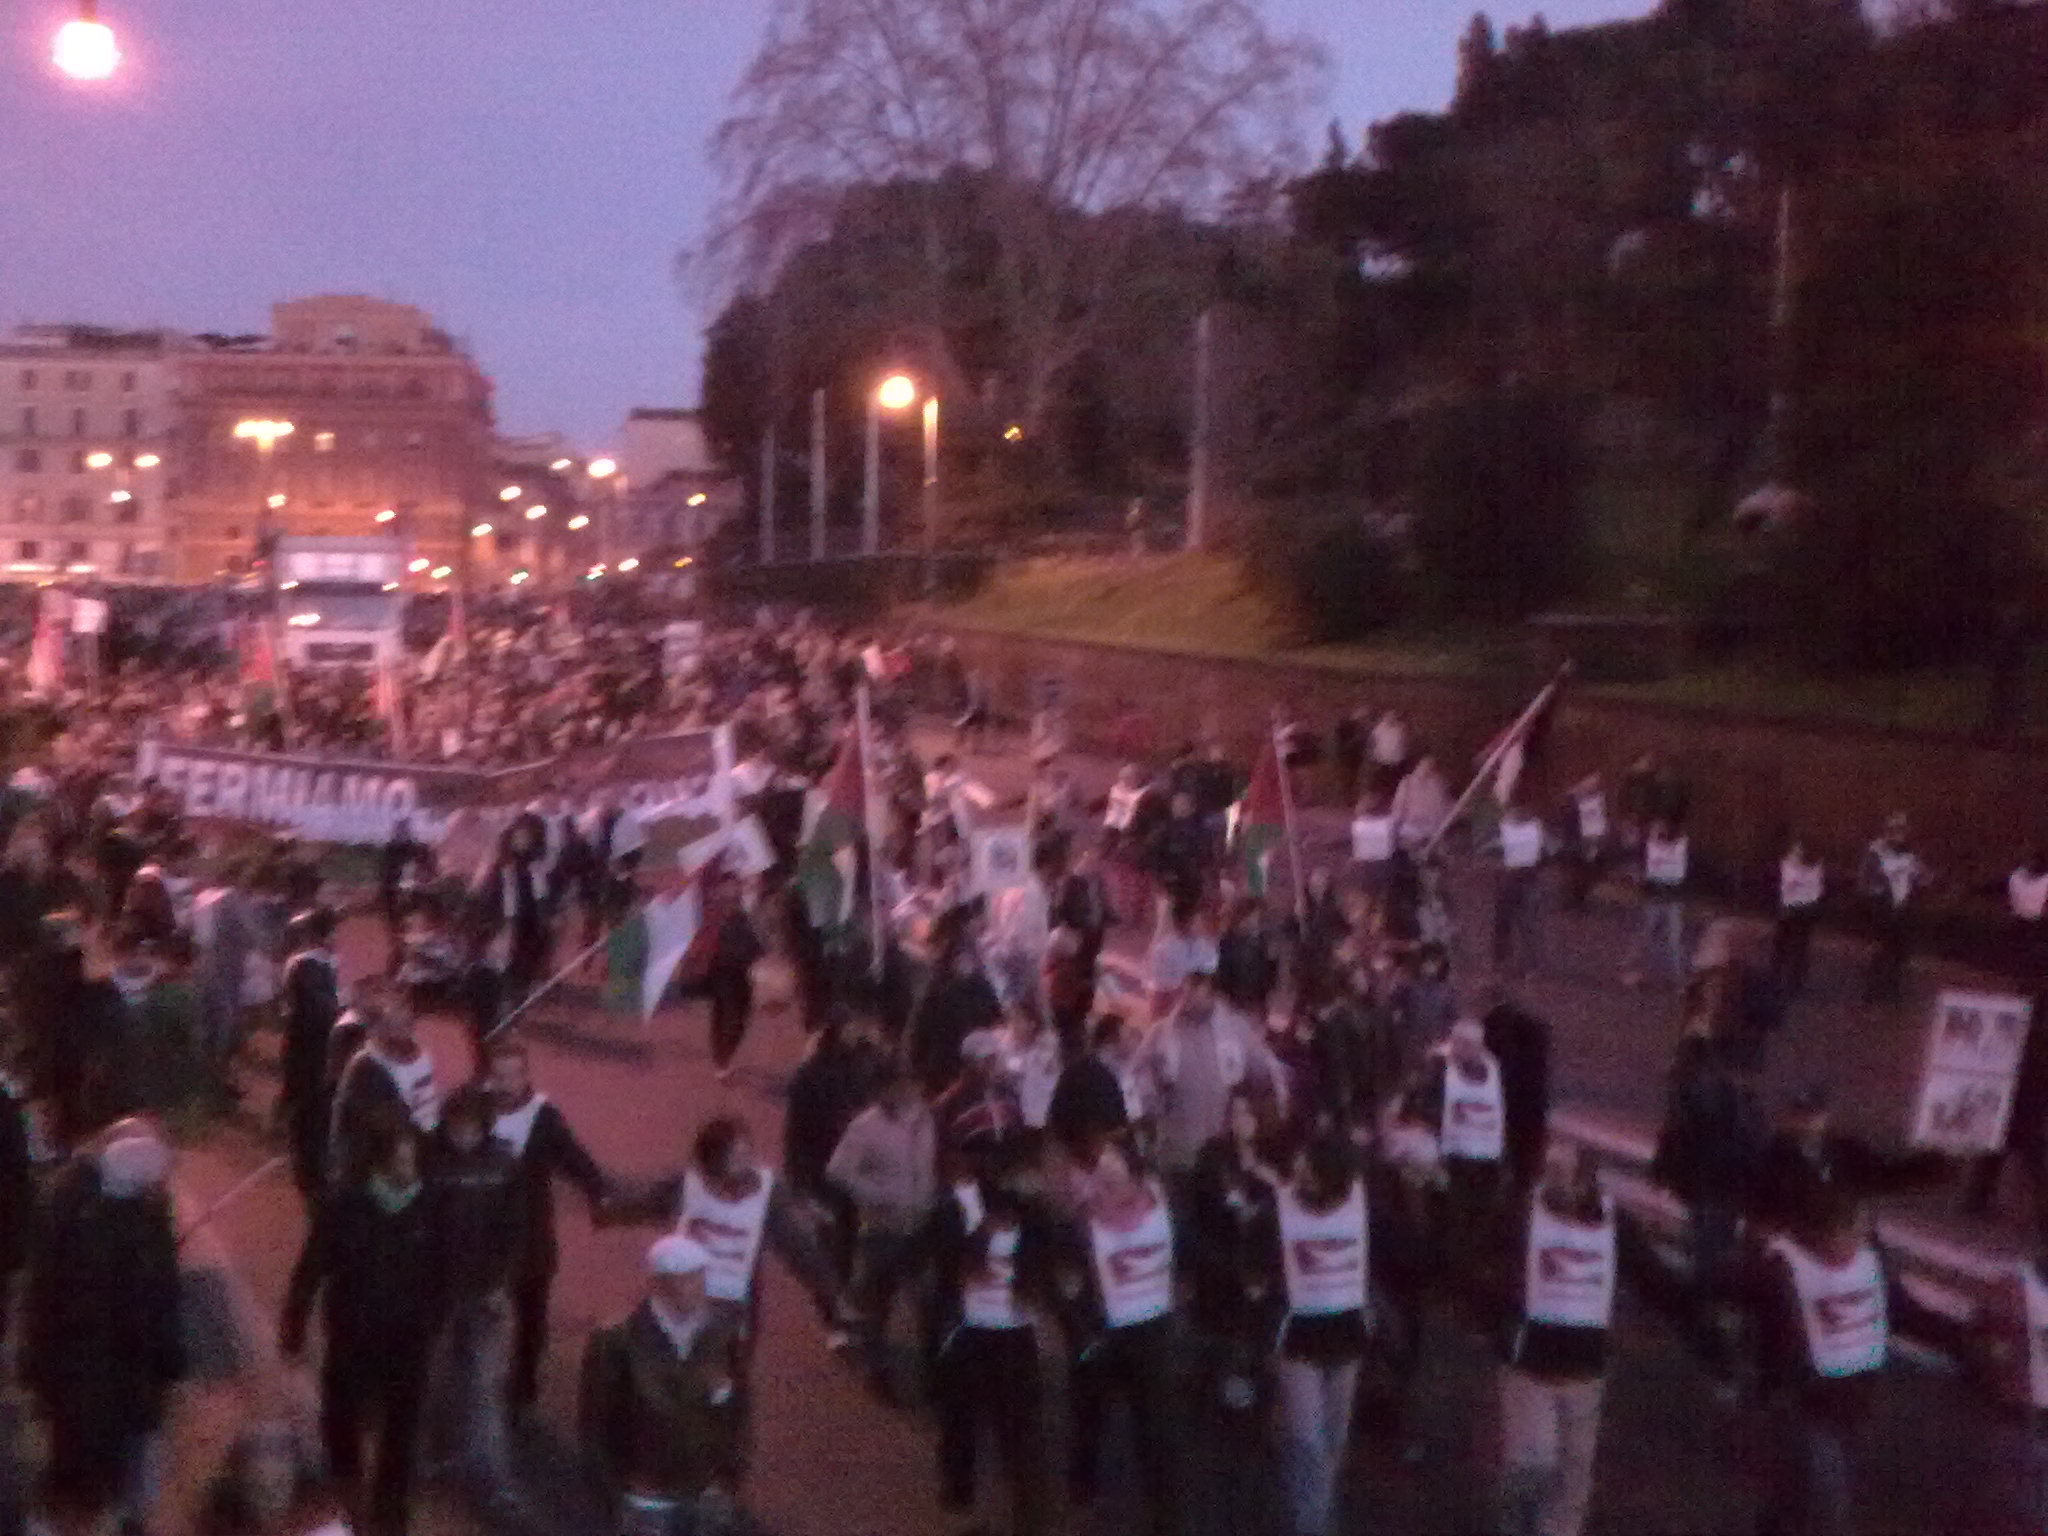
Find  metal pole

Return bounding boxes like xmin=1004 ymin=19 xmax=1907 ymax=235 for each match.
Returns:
xmin=1186 ymin=307 xmax=1212 ymax=552
xmin=921 ymin=395 xmax=939 ymax=596
xmin=810 ymin=388 xmax=827 ymax=561
xmin=862 ymin=401 xmax=880 ymax=556
xmin=758 ymin=421 xmax=777 ymax=565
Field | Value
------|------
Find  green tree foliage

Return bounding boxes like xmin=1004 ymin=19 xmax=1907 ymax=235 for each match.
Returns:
xmin=1408 ymin=387 xmax=1585 ymax=622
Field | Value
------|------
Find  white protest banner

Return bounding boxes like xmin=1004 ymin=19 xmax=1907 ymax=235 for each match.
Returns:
xmin=136 ymin=740 xmax=485 ymax=845
xmin=1910 ymin=988 xmax=2035 ymax=1154
xmin=969 ymin=823 xmax=1032 ymax=900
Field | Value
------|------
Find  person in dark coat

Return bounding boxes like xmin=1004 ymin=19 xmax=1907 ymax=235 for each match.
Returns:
xmin=474 ymin=815 xmax=553 ymax=1022
xmin=783 ymin=1015 xmax=890 ymax=1303
xmin=21 ymin=914 xmax=127 ymax=1149
xmin=418 ymin=1085 xmax=527 ymax=1507
xmin=578 ymin=1236 xmax=747 ymax=1535
xmin=1653 ymin=1030 xmax=1763 ymax=1296
xmin=1480 ymin=988 xmax=1553 ymax=1194
xmin=376 ymin=818 xmax=435 ymax=975
xmin=25 ymin=1123 xmax=188 ymax=1531
xmin=0 ymin=1064 xmax=33 ymax=1350
xmin=696 ymin=873 xmax=765 ymax=1081
xmin=327 ymin=982 xmax=442 ymax=1191
xmin=282 ymin=1117 xmax=441 ymax=1536
xmin=1047 ymin=1013 xmax=1135 ymax=1163
xmin=1749 ymin=1085 xmax=1951 ymax=1236
xmin=908 ymin=938 xmax=1004 ymax=1097
xmin=482 ymin=1037 xmax=612 ymax=1413
xmin=278 ymin=908 xmax=341 ymax=1197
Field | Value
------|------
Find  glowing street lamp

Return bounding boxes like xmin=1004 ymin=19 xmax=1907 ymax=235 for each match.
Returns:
xmin=587 ymin=458 xmax=617 ymax=480
xmin=53 ymin=2 xmax=119 ymax=81
xmin=234 ymin=418 xmax=295 ymax=452
xmin=618 ymin=556 xmax=640 ymax=572
xmin=499 ymin=485 xmax=522 ymax=502
xmin=876 ymin=374 xmax=916 ymax=412
xmin=132 ymin=453 xmax=160 ymax=469
xmin=524 ymin=505 xmax=547 ymax=520
xmin=374 ymin=509 xmax=396 ymax=524
xmin=567 ymin=514 xmax=590 ymax=531
xmin=687 ymin=493 xmax=707 ymax=507
xmin=471 ymin=522 xmax=493 ymax=538
xmin=550 ymin=458 xmax=573 ymax=472
xmin=408 ymin=557 xmax=430 ymax=573
xmin=430 ymin=565 xmax=452 ymax=580
xmin=84 ymin=451 xmax=114 ymax=470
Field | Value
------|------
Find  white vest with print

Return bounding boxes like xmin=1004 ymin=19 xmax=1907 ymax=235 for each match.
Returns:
xmin=1770 ymin=1237 xmax=1887 ymax=1379
xmin=1278 ymin=1182 xmax=1369 ymax=1318
xmin=2012 ymin=870 xmax=2048 ymax=924
xmin=1644 ymin=835 xmax=1688 ymax=888
xmin=1523 ymin=1195 xmax=1617 ymax=1329
xmin=1781 ymin=858 xmax=1824 ymax=910
xmin=1501 ymin=818 xmax=1543 ymax=871
xmin=1575 ymin=794 xmax=1608 ymax=842
xmin=1090 ymin=1191 xmax=1175 ymax=1329
xmin=1351 ymin=813 xmax=1395 ymax=864
xmin=677 ymin=1168 xmax=776 ymax=1304
xmin=955 ymin=1184 xmax=1027 ymax=1330
xmin=1439 ymin=1054 xmax=1506 ymax=1161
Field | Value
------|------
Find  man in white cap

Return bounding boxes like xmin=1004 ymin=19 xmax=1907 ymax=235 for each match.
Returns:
xmin=579 ymin=1235 xmax=746 ymax=1535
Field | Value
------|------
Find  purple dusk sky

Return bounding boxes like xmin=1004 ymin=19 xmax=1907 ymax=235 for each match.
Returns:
xmin=2 ymin=0 xmax=1645 ymax=451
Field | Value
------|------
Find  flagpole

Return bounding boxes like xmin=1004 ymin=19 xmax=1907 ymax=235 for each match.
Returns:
xmin=484 ymin=926 xmax=619 ymax=1045
xmin=1422 ymin=662 xmax=1572 ymax=861
xmin=855 ymin=685 xmax=886 ymax=979
xmin=1270 ymin=718 xmax=1307 ymax=922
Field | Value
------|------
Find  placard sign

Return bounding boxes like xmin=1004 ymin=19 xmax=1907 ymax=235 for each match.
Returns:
xmin=1910 ymin=989 xmax=2035 ymax=1154
xmin=969 ymin=824 xmax=1032 ymax=899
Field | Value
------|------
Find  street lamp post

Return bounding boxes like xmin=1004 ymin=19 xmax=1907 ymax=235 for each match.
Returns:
xmin=921 ymin=396 xmax=940 ymax=597
xmin=875 ymin=374 xmax=938 ymax=591
xmin=588 ymin=458 xmax=620 ymax=572
xmin=233 ymin=419 xmax=294 ymax=582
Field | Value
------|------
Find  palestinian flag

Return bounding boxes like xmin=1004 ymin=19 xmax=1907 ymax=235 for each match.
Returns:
xmin=604 ymin=882 xmax=705 ymax=1017
xmin=1232 ymin=732 xmax=1287 ymax=899
xmin=795 ymin=733 xmax=865 ymax=933
xmin=1482 ymin=668 xmax=1567 ymax=809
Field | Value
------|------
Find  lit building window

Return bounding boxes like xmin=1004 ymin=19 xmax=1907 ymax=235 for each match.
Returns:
xmin=315 ymin=431 xmax=336 ymax=453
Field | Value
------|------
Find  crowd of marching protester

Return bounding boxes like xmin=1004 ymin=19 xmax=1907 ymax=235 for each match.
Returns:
xmin=2 ymin=601 xmax=2048 ymax=1536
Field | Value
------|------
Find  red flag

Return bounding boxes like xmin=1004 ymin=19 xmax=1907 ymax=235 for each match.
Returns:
xmin=238 ymin=616 xmax=278 ymax=693
xmin=25 ymin=591 xmax=66 ymax=694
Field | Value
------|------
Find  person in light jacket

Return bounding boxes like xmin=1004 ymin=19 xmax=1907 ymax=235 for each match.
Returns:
xmin=827 ymin=1068 xmax=938 ymax=1402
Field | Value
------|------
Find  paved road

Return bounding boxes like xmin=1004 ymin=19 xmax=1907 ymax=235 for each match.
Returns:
xmin=145 ymin=896 xmax=2041 ymax=1536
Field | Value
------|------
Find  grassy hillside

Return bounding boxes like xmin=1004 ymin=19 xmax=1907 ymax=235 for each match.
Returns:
xmin=914 ymin=552 xmax=2043 ymax=736
xmin=924 ymin=553 xmax=1295 ymax=656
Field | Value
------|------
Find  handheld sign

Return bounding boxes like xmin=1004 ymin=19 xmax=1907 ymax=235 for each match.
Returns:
xmin=1910 ymin=989 xmax=2034 ymax=1154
